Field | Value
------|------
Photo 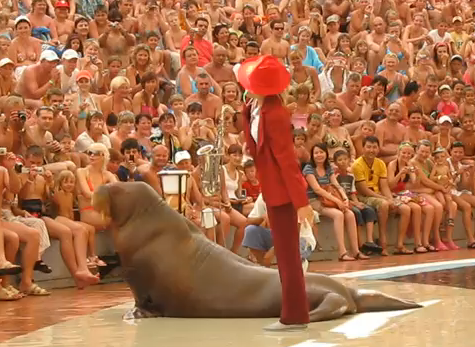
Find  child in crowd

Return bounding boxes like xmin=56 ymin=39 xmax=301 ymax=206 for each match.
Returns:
xmin=460 ymin=86 xmax=475 ymax=117
xmin=0 ymin=13 xmax=12 ymax=39
xmin=293 ymin=128 xmax=310 ymax=164
xmin=437 ymin=85 xmax=459 ymax=121
xmin=351 ymin=120 xmax=376 ymax=158
xmin=430 ymin=148 xmax=457 ymax=242
xmin=227 ymin=32 xmax=245 ymax=64
xmin=169 ymin=94 xmax=190 ymax=128
xmin=53 ymin=170 xmax=106 ymax=267
xmin=242 ymin=160 xmax=261 ymax=202
xmin=0 ymin=35 xmax=10 ymax=60
xmin=53 ymin=133 xmax=81 ymax=168
xmin=334 ymin=150 xmax=378 ymax=251
xmin=100 ymin=56 xmax=123 ymax=94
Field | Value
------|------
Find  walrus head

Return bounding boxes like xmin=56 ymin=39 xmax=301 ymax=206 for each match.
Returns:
xmin=92 ymin=181 xmax=163 ymax=227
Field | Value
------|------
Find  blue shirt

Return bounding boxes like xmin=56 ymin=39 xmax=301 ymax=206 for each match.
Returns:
xmin=291 ymin=45 xmax=324 ymax=73
xmin=302 ymin=164 xmax=333 ymax=199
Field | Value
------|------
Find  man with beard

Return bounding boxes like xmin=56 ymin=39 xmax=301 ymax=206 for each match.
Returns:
xmin=204 ymin=45 xmax=236 ymax=86
xmin=184 ymin=73 xmax=222 ymax=122
xmin=180 ymin=17 xmax=213 ymax=67
xmin=261 ymin=20 xmax=290 ymax=64
xmin=375 ymin=103 xmax=406 ymax=164
xmin=15 ymin=50 xmax=60 ymax=100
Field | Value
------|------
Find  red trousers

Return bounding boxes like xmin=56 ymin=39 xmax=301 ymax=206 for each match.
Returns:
xmin=267 ymin=203 xmax=310 ymax=324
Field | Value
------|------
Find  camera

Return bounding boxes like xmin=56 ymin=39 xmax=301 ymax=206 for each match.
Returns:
xmin=21 ymin=166 xmax=43 ymax=175
xmin=56 ymin=104 xmax=64 ymax=111
xmin=0 ymin=147 xmax=6 ymax=155
xmin=430 ymin=110 xmax=439 ymax=120
xmin=240 ymin=189 xmax=247 ymax=199
xmin=110 ymin=21 xmax=118 ymax=28
xmin=18 ymin=111 xmax=27 ymax=122
xmin=129 ymin=154 xmax=135 ymax=162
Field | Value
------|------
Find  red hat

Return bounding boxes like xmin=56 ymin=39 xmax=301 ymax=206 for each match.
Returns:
xmin=55 ymin=0 xmax=70 ymax=8
xmin=76 ymin=70 xmax=92 ymax=82
xmin=238 ymin=55 xmax=290 ymax=96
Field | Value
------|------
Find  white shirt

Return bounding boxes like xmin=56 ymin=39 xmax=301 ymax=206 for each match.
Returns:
xmin=427 ymin=29 xmax=452 ymax=45
xmin=74 ymin=131 xmax=112 ymax=152
xmin=57 ymin=65 xmax=79 ymax=94
xmin=250 ymin=100 xmax=260 ymax=144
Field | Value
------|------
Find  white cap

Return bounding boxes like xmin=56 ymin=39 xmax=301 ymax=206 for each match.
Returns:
xmin=438 ymin=116 xmax=452 ymax=125
xmin=175 ymin=150 xmax=191 ymax=164
xmin=0 ymin=58 xmax=14 ymax=67
xmin=40 ymin=50 xmax=59 ymax=62
xmin=439 ymin=84 xmax=451 ymax=92
xmin=14 ymin=15 xmax=30 ymax=26
xmin=326 ymin=14 xmax=340 ymax=24
xmin=62 ymin=49 xmax=79 ymax=60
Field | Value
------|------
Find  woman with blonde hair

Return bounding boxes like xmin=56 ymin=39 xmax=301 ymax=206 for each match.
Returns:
xmin=126 ymin=44 xmax=158 ymax=95
xmin=76 ymin=143 xmax=118 ymax=230
xmin=100 ymin=76 xmax=133 ymax=122
xmin=78 ymin=39 xmax=103 ymax=91
xmin=378 ymin=53 xmax=408 ymax=103
xmin=221 ymin=81 xmax=243 ymax=132
xmin=109 ymin=111 xmax=135 ymax=151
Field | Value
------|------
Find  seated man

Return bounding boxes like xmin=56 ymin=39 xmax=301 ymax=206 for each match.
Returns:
xmin=242 ymin=193 xmax=318 ymax=271
xmin=117 ymin=138 xmax=144 ymax=182
xmin=74 ymin=111 xmax=111 ymax=153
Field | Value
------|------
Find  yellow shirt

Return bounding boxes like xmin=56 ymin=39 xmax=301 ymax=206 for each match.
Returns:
xmin=351 ymin=157 xmax=387 ymax=194
xmin=451 ymin=31 xmax=469 ymax=51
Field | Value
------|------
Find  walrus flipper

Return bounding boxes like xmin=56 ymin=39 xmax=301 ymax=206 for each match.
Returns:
xmin=308 ymin=292 xmax=350 ymax=322
xmin=352 ymin=289 xmax=423 ymax=313
xmin=123 ymin=305 xmax=160 ymax=320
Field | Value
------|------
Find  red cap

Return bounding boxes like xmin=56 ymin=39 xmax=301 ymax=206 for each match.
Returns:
xmin=76 ymin=70 xmax=92 ymax=82
xmin=238 ymin=55 xmax=290 ymax=96
xmin=55 ymin=0 xmax=70 ymax=8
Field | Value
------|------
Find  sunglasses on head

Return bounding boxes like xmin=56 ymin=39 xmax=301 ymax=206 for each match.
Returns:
xmin=86 ymin=150 xmax=103 ymax=156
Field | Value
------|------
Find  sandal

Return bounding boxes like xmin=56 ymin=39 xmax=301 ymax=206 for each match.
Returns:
xmin=89 ymin=256 xmax=107 ymax=267
xmin=0 ymin=286 xmax=22 ymax=301
xmin=414 ymin=245 xmax=428 ymax=254
xmin=338 ymin=252 xmax=355 ymax=262
xmin=0 ymin=261 xmax=22 ymax=276
xmin=467 ymin=242 xmax=475 ymax=249
xmin=393 ymin=247 xmax=414 ymax=255
xmin=354 ymin=252 xmax=370 ymax=260
xmin=423 ymin=244 xmax=438 ymax=252
xmin=34 ymin=260 xmax=52 ymax=274
xmin=87 ymin=258 xmax=98 ymax=269
xmin=447 ymin=218 xmax=455 ymax=227
xmin=21 ymin=283 xmax=50 ymax=296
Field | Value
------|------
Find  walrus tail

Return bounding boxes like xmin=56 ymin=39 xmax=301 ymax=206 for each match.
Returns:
xmin=351 ymin=288 xmax=423 ymax=313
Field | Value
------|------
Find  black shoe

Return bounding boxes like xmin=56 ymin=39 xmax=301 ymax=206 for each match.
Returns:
xmin=361 ymin=242 xmax=383 ymax=254
xmin=34 ymin=260 xmax=53 ymax=274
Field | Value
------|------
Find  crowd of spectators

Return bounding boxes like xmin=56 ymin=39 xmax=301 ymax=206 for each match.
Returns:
xmin=1 ymin=0 xmax=475 ymax=300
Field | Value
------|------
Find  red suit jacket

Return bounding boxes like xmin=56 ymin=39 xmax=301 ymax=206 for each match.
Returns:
xmin=242 ymin=95 xmax=309 ymax=209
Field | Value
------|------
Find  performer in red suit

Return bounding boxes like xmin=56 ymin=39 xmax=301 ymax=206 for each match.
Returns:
xmin=238 ymin=55 xmax=314 ymax=331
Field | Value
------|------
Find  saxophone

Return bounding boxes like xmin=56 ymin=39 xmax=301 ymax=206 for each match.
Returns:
xmin=196 ymin=105 xmax=231 ymax=197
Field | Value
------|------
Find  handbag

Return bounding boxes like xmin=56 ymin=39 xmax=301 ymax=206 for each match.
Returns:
xmin=320 ymin=184 xmax=344 ymax=208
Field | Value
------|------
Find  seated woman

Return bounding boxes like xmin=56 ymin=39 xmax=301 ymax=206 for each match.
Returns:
xmin=109 ymin=111 xmax=135 ymax=151
xmin=8 ymin=16 xmax=42 ymax=69
xmin=410 ymin=140 xmax=457 ymax=251
xmin=27 ymin=0 xmax=58 ymax=42
xmin=286 ymin=84 xmax=317 ymax=130
xmin=303 ymin=143 xmax=368 ymax=261
xmin=152 ymin=113 xmax=182 ymax=163
xmin=223 ymin=144 xmax=254 ymax=216
xmin=70 ymin=70 xmax=102 ymax=134
xmin=132 ymin=71 xmax=168 ymax=118
xmin=323 ymin=109 xmax=356 ymax=163
xmin=76 ymin=143 xmax=118 ymax=230
xmin=289 ymin=50 xmax=320 ymax=103
xmin=378 ymin=53 xmax=408 ymax=103
xmin=100 ymin=76 xmax=133 ymax=122
xmin=221 ymin=105 xmax=241 ymax=152
xmin=133 ymin=113 xmax=153 ymax=155
xmin=305 ymin=113 xmax=325 ymax=152
xmin=387 ymin=142 xmax=434 ymax=254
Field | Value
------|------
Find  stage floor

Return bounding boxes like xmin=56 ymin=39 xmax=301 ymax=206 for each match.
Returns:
xmin=2 ymin=250 xmax=475 ymax=347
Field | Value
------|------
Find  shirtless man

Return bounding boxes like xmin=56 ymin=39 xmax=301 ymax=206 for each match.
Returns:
xmin=207 ymin=0 xmax=230 ymax=27
xmin=323 ymin=15 xmax=341 ymax=54
xmin=53 ymin=0 xmax=74 ymax=44
xmin=18 ymin=145 xmax=99 ymax=289
xmin=138 ymin=144 xmax=169 ymax=194
xmin=118 ymin=0 xmax=139 ymax=35
xmin=394 ymin=80 xmax=419 ymax=124
xmin=375 ymin=103 xmax=406 ymax=164
xmin=15 ymin=50 xmax=60 ymax=101
xmin=403 ymin=108 xmax=430 ymax=143
xmin=417 ymin=74 xmax=440 ymax=129
xmin=98 ymin=15 xmax=136 ymax=67
xmin=89 ymin=5 xmax=110 ymax=38
xmin=457 ymin=116 xmax=475 ymax=159
xmin=336 ymin=73 xmax=372 ymax=129
xmin=23 ymin=107 xmax=62 ymax=162
xmin=204 ymin=45 xmax=236 ymax=86
xmin=349 ymin=0 xmax=373 ymax=45
xmin=261 ymin=6 xmax=288 ymax=40
xmin=44 ymin=89 xmax=69 ymax=138
xmin=164 ymin=10 xmax=187 ymax=52
xmin=260 ymin=20 xmax=290 ymax=64
xmin=366 ymin=17 xmax=386 ymax=53
xmin=185 ymin=73 xmax=222 ymax=122
xmin=0 ymin=95 xmax=29 ymax=154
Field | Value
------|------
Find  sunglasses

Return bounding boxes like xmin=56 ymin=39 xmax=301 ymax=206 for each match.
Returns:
xmin=86 ymin=150 xmax=104 ymax=156
xmin=368 ymin=169 xmax=374 ymax=182
xmin=274 ymin=26 xmax=284 ymax=31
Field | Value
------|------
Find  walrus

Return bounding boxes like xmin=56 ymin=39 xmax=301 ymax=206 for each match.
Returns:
xmin=93 ymin=181 xmax=422 ymax=321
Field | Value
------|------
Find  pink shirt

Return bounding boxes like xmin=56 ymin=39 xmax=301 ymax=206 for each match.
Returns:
xmin=437 ymin=101 xmax=459 ymax=116
xmin=180 ymin=36 xmax=213 ymax=67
